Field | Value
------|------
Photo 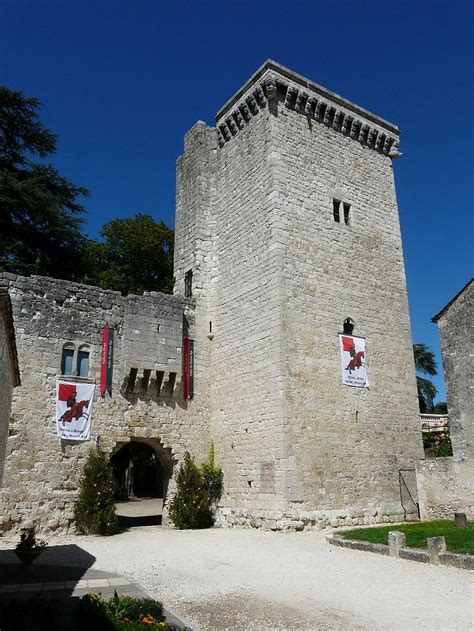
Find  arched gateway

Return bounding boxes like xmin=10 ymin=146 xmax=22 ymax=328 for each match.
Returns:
xmin=110 ymin=439 xmax=174 ymax=524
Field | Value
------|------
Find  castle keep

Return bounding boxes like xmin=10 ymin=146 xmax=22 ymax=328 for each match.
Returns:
xmin=0 ymin=61 xmax=424 ymax=532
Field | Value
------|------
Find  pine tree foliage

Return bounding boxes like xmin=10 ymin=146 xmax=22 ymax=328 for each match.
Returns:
xmin=74 ymin=446 xmax=118 ymax=536
xmin=201 ymin=443 xmax=224 ymax=510
xmin=168 ymin=448 xmax=223 ymax=530
xmin=0 ymin=86 xmax=89 ymax=279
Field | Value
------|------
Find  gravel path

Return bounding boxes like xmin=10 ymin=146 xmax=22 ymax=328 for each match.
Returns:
xmin=1 ymin=527 xmax=472 ymax=630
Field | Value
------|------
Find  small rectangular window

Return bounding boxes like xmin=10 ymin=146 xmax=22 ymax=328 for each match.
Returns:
xmin=61 ymin=349 xmax=74 ymax=375
xmin=184 ymin=270 xmax=193 ymax=297
xmin=77 ymin=351 xmax=89 ymax=377
xmin=343 ymin=203 xmax=351 ymax=225
xmin=333 ymin=199 xmax=341 ymax=223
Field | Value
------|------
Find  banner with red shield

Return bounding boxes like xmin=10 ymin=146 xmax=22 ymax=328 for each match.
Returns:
xmin=56 ymin=381 xmax=95 ymax=440
xmin=339 ymin=335 xmax=369 ymax=388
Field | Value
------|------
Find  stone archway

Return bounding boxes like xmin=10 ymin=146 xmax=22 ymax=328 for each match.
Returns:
xmin=110 ymin=438 xmax=174 ymax=526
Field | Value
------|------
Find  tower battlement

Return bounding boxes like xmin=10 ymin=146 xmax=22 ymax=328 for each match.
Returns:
xmin=215 ymin=60 xmax=400 ymax=156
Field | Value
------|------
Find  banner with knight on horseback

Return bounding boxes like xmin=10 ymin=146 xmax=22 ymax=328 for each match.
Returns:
xmin=56 ymin=381 xmax=95 ymax=440
xmin=339 ymin=335 xmax=369 ymax=388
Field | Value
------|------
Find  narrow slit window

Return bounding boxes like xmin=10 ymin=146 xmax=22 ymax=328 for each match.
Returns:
xmin=333 ymin=199 xmax=341 ymax=223
xmin=167 ymin=372 xmax=177 ymax=395
xmin=343 ymin=203 xmax=351 ymax=225
xmin=77 ymin=350 xmax=90 ymax=377
xmin=142 ymin=369 xmax=151 ymax=390
xmin=61 ymin=348 xmax=74 ymax=375
xmin=127 ymin=368 xmax=138 ymax=393
xmin=156 ymin=370 xmax=165 ymax=395
xmin=184 ymin=270 xmax=193 ymax=297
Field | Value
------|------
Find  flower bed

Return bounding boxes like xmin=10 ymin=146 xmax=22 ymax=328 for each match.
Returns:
xmin=78 ymin=592 xmax=185 ymax=629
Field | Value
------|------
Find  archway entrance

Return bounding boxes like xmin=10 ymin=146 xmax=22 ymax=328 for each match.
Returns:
xmin=110 ymin=440 xmax=172 ymax=526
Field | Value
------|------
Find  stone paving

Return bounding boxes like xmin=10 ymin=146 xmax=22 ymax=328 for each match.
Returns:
xmin=0 ymin=565 xmax=146 ymax=601
xmin=0 ymin=558 xmax=186 ymax=628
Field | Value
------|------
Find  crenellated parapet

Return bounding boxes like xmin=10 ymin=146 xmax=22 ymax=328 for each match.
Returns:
xmin=215 ymin=60 xmax=401 ymax=157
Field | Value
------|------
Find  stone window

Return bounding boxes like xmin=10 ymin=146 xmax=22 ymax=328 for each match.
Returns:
xmin=343 ymin=317 xmax=355 ymax=335
xmin=61 ymin=344 xmax=75 ymax=375
xmin=77 ymin=346 xmax=90 ymax=378
xmin=60 ymin=342 xmax=91 ymax=378
xmin=184 ymin=269 xmax=193 ymax=297
xmin=333 ymin=199 xmax=351 ymax=225
xmin=343 ymin=203 xmax=351 ymax=225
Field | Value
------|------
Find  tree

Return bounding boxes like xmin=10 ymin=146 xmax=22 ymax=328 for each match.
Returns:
xmin=83 ymin=214 xmax=174 ymax=295
xmin=74 ymin=445 xmax=118 ymax=535
xmin=168 ymin=448 xmax=223 ymax=530
xmin=413 ymin=343 xmax=438 ymax=413
xmin=0 ymin=86 xmax=89 ymax=279
xmin=432 ymin=401 xmax=448 ymax=414
xmin=168 ymin=452 xmax=212 ymax=529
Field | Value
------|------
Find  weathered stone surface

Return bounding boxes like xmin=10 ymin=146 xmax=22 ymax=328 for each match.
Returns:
xmin=398 ymin=548 xmax=430 ymax=564
xmin=0 ymin=292 xmax=20 ymax=485
xmin=1 ymin=60 xmax=427 ymax=533
xmin=417 ymin=280 xmax=474 ymax=520
xmin=455 ymin=512 xmax=468 ymax=528
xmin=427 ymin=536 xmax=446 ymax=565
xmin=0 ymin=274 xmax=206 ymax=533
xmin=175 ymin=60 xmax=423 ymax=528
xmin=388 ymin=531 xmax=406 ymax=557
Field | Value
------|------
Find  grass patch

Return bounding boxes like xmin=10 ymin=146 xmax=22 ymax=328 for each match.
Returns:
xmin=341 ymin=520 xmax=474 ymax=555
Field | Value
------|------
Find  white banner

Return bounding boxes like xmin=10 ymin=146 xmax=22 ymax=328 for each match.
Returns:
xmin=56 ymin=381 xmax=94 ymax=440
xmin=339 ymin=335 xmax=369 ymax=388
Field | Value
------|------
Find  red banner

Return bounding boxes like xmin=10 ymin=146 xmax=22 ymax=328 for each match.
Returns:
xmin=100 ymin=326 xmax=114 ymax=397
xmin=183 ymin=337 xmax=190 ymax=400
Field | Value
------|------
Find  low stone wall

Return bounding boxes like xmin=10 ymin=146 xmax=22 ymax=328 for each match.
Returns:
xmin=217 ymin=504 xmax=416 ymax=531
xmin=416 ymin=458 xmax=474 ymax=520
xmin=327 ymin=532 xmax=473 ymax=571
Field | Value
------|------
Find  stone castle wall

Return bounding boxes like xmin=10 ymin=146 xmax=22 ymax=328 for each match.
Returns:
xmin=1 ymin=61 xmax=432 ymax=532
xmin=172 ymin=61 xmax=424 ymax=529
xmin=0 ymin=273 xmax=210 ymax=533
xmin=274 ymin=77 xmax=424 ymax=522
xmin=0 ymin=293 xmax=20 ymax=485
xmin=417 ymin=281 xmax=474 ymax=519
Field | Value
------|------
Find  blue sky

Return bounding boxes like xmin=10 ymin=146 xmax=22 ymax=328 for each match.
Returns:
xmin=1 ymin=0 xmax=473 ymax=401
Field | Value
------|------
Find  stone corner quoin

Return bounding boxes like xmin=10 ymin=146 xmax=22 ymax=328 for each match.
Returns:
xmin=2 ymin=60 xmax=429 ymax=534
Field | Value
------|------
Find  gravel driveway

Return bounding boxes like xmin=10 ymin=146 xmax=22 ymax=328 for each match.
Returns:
xmin=2 ymin=527 xmax=472 ymax=630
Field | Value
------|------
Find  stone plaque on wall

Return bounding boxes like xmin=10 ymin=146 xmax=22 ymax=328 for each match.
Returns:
xmin=260 ymin=461 xmax=275 ymax=493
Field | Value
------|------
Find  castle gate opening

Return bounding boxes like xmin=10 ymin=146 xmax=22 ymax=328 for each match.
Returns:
xmin=110 ymin=439 xmax=173 ymax=526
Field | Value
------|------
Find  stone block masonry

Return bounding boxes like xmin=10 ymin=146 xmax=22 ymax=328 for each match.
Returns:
xmin=174 ymin=60 xmax=424 ymax=529
xmin=417 ymin=280 xmax=474 ymax=520
xmin=0 ymin=273 xmax=210 ymax=533
xmin=2 ymin=60 xmax=430 ymax=533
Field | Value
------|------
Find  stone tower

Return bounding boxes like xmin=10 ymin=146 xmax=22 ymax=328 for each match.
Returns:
xmin=174 ymin=60 xmax=424 ymax=528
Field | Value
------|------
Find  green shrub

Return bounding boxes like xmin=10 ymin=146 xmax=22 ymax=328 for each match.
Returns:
xmin=74 ymin=445 xmax=118 ymax=535
xmin=423 ymin=431 xmax=453 ymax=457
xmin=201 ymin=443 xmax=224 ymax=509
xmin=78 ymin=592 xmax=178 ymax=630
xmin=168 ymin=446 xmax=223 ymax=530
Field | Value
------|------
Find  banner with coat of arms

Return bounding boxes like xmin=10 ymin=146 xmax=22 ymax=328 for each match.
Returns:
xmin=339 ymin=334 xmax=369 ymax=388
xmin=56 ymin=381 xmax=95 ymax=440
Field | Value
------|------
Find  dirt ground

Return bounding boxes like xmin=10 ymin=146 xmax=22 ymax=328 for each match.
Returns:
xmin=1 ymin=527 xmax=472 ymax=630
